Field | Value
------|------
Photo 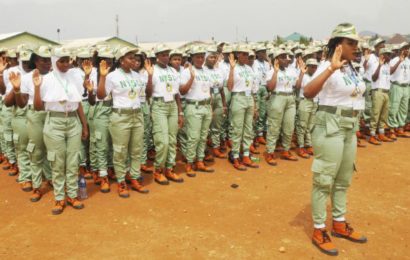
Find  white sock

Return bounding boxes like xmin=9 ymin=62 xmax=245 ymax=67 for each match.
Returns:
xmin=243 ymin=152 xmax=250 ymax=156
xmin=333 ymin=216 xmax=345 ymax=222
xmin=314 ymin=223 xmax=326 ymax=229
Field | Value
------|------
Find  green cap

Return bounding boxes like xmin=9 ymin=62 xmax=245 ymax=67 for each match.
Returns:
xmin=34 ymin=46 xmax=52 ymax=58
xmin=302 ymin=48 xmax=315 ymax=58
xmin=206 ymin=45 xmax=218 ymax=53
xmin=190 ymin=45 xmax=206 ymax=55
xmin=170 ymin=49 xmax=183 ymax=57
xmin=76 ymin=47 xmax=93 ymax=59
xmin=222 ymin=45 xmax=233 ymax=53
xmin=274 ymin=49 xmax=287 ymax=58
xmin=330 ymin=23 xmax=359 ymax=41
xmin=97 ymin=46 xmax=115 ymax=59
xmin=398 ymin=42 xmax=410 ymax=50
xmin=249 ymin=51 xmax=255 ymax=57
xmin=52 ymin=47 xmax=71 ymax=57
xmin=255 ymin=44 xmax=267 ymax=52
xmin=115 ymin=46 xmax=138 ymax=60
xmin=379 ymin=47 xmax=392 ymax=55
xmin=235 ymin=44 xmax=250 ymax=53
xmin=19 ymin=50 xmax=32 ymax=61
xmin=306 ymin=58 xmax=318 ymax=66
xmin=372 ymin=37 xmax=385 ymax=47
xmin=154 ymin=43 xmax=171 ymax=54
xmin=6 ymin=49 xmax=17 ymax=58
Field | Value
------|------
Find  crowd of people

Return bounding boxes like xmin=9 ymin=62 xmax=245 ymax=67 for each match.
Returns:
xmin=0 ymin=22 xmax=409 ymax=256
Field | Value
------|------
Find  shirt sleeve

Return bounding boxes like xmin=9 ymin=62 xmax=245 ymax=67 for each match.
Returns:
xmin=180 ymin=68 xmax=190 ymax=85
xmin=104 ymin=72 xmax=115 ymax=95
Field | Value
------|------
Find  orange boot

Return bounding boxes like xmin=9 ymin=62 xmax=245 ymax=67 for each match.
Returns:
xmin=51 ymin=200 xmax=66 ymax=215
xmin=30 ymin=188 xmax=42 ymax=202
xmin=242 ymin=156 xmax=259 ymax=168
xmin=8 ymin=162 xmax=19 ymax=176
xmin=296 ymin=147 xmax=310 ymax=159
xmin=153 ymin=168 xmax=169 ymax=185
xmin=232 ymin=158 xmax=247 ymax=171
xmin=117 ymin=181 xmax=129 ymax=198
xmin=265 ymin=152 xmax=277 ymax=166
xmin=396 ymin=128 xmax=410 ymax=138
xmin=281 ymin=151 xmax=298 ymax=161
xmin=213 ymin=147 xmax=227 ymax=159
xmin=256 ymin=136 xmax=266 ymax=145
xmin=164 ymin=168 xmax=184 ymax=183
xmin=141 ymin=164 xmax=154 ymax=174
xmin=312 ymin=228 xmax=338 ymax=256
xmin=331 ymin=221 xmax=367 ymax=243
xmin=66 ymin=197 xmax=84 ymax=209
xmin=250 ymin=144 xmax=260 ymax=154
xmin=185 ymin=163 xmax=196 ymax=178
xmin=378 ymin=134 xmax=393 ymax=142
xmin=368 ymin=135 xmax=381 ymax=145
xmin=129 ymin=178 xmax=149 ymax=193
xmin=195 ymin=161 xmax=214 ymax=173
xmin=100 ymin=176 xmax=110 ymax=193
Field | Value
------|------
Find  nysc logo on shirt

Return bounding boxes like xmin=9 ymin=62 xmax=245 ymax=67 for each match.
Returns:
xmin=195 ymin=74 xmax=210 ymax=82
xmin=120 ymin=79 xmax=137 ymax=89
xmin=159 ymin=74 xmax=177 ymax=83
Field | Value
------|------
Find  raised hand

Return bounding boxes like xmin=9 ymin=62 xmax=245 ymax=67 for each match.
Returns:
xmin=298 ymin=57 xmax=307 ymax=73
xmin=144 ymin=59 xmax=154 ymax=76
xmin=8 ymin=71 xmax=21 ymax=91
xmin=364 ymin=49 xmax=371 ymax=61
xmin=330 ymin=45 xmax=347 ymax=71
xmin=273 ymin=58 xmax=280 ymax=71
xmin=82 ymin=60 xmax=93 ymax=76
xmin=379 ymin=56 xmax=385 ymax=65
xmin=99 ymin=60 xmax=111 ymax=77
xmin=399 ymin=51 xmax=406 ymax=62
xmin=84 ymin=79 xmax=94 ymax=93
xmin=229 ymin=53 xmax=236 ymax=68
xmin=188 ymin=63 xmax=195 ymax=78
xmin=32 ymin=69 xmax=43 ymax=88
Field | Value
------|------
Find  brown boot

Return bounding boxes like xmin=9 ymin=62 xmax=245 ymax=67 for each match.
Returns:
xmin=220 ymin=141 xmax=227 ymax=152
xmin=232 ymin=158 xmax=247 ymax=171
xmin=405 ymin=123 xmax=410 ymax=132
xmin=30 ymin=188 xmax=42 ymax=202
xmin=265 ymin=152 xmax=277 ymax=166
xmin=250 ymin=144 xmax=260 ymax=154
xmin=204 ymin=152 xmax=215 ymax=162
xmin=8 ymin=163 xmax=19 ymax=176
xmin=20 ymin=181 xmax=33 ymax=192
xmin=306 ymin=146 xmax=314 ymax=155
xmin=66 ymin=197 xmax=84 ymax=209
xmin=356 ymin=131 xmax=366 ymax=140
xmin=357 ymin=139 xmax=366 ymax=148
xmin=368 ymin=135 xmax=381 ymax=145
xmin=281 ymin=151 xmax=298 ymax=161
xmin=185 ymin=163 xmax=196 ymax=178
xmin=93 ymin=171 xmax=101 ymax=185
xmin=141 ymin=164 xmax=154 ymax=174
xmin=107 ymin=167 xmax=117 ymax=180
xmin=100 ymin=176 xmax=110 ymax=193
xmin=153 ymin=168 xmax=169 ymax=185
xmin=129 ymin=179 xmax=149 ymax=193
xmin=242 ymin=156 xmax=259 ymax=168
xmin=164 ymin=168 xmax=184 ymax=183
xmin=0 ymin=153 xmax=4 ymax=164
xmin=51 ymin=200 xmax=66 ymax=215
xmin=226 ymin=139 xmax=232 ymax=149
xmin=396 ymin=128 xmax=410 ymax=138
xmin=195 ymin=161 xmax=214 ymax=173
xmin=312 ymin=228 xmax=338 ymax=256
xmin=378 ymin=134 xmax=393 ymax=142
xmin=147 ymin=149 xmax=156 ymax=161
xmin=386 ymin=129 xmax=397 ymax=140
xmin=80 ymin=166 xmax=92 ymax=180
xmin=2 ymin=158 xmax=11 ymax=170
xmin=213 ymin=147 xmax=227 ymax=159
xmin=296 ymin=147 xmax=310 ymax=159
xmin=117 ymin=181 xmax=129 ymax=198
xmin=256 ymin=136 xmax=267 ymax=145
xmin=331 ymin=221 xmax=367 ymax=243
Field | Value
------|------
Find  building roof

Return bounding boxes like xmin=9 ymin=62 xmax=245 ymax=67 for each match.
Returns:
xmin=62 ymin=36 xmax=137 ymax=49
xmin=0 ymin=31 xmax=60 ymax=46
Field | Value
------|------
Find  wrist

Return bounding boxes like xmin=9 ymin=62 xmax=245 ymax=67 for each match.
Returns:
xmin=178 ymin=112 xmax=184 ymax=116
xmin=327 ymin=66 xmax=335 ymax=73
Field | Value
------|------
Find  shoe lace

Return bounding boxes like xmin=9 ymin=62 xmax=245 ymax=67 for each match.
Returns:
xmin=120 ymin=182 xmax=127 ymax=190
xmin=344 ymin=222 xmax=354 ymax=234
xmin=321 ymin=230 xmax=332 ymax=243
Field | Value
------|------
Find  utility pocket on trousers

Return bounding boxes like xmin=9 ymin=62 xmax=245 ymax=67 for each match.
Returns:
xmin=12 ymin=133 xmax=19 ymax=142
xmin=312 ymin=159 xmax=337 ymax=187
xmin=26 ymin=142 xmax=36 ymax=153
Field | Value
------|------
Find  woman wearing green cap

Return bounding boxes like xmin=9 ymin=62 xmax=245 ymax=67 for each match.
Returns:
xmin=83 ymin=47 xmax=115 ymax=193
xmin=4 ymin=50 xmax=33 ymax=193
xmin=32 ymin=47 xmax=89 ymax=215
xmin=97 ymin=47 xmax=151 ymax=198
xmin=304 ymin=23 xmax=367 ymax=256
xmin=226 ymin=46 xmax=259 ymax=171
xmin=147 ymin=44 xmax=184 ymax=184
xmin=12 ymin=46 xmax=53 ymax=202
xmin=180 ymin=46 xmax=214 ymax=175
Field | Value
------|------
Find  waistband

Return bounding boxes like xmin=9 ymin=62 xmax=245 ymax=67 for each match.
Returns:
xmin=317 ymin=105 xmax=359 ymax=118
xmin=96 ymin=100 xmax=113 ymax=107
xmin=392 ymin=81 xmax=409 ymax=87
xmin=49 ymin=111 xmax=77 ymax=118
xmin=272 ymin=92 xmax=294 ymax=96
xmin=152 ymin=96 xmax=175 ymax=103
xmin=186 ymin=99 xmax=211 ymax=106
xmin=112 ymin=108 xmax=141 ymax=114
xmin=372 ymin=88 xmax=389 ymax=93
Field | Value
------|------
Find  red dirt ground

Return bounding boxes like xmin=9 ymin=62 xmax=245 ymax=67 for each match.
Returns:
xmin=0 ymin=139 xmax=409 ymax=259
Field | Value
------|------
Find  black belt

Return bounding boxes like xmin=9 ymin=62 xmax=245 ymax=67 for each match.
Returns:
xmin=231 ymin=91 xmax=252 ymax=96
xmin=372 ymin=88 xmax=389 ymax=93
xmin=96 ymin=100 xmax=112 ymax=107
xmin=152 ymin=96 xmax=175 ymax=103
xmin=392 ymin=82 xmax=409 ymax=87
xmin=49 ymin=111 xmax=77 ymax=118
xmin=112 ymin=108 xmax=141 ymax=114
xmin=186 ymin=99 xmax=211 ymax=106
xmin=318 ymin=105 xmax=359 ymax=118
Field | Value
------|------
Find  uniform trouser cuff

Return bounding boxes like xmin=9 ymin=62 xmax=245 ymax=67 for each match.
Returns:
xmin=99 ymin=170 xmax=108 ymax=177
xmin=333 ymin=216 xmax=345 ymax=222
xmin=314 ymin=223 xmax=326 ymax=229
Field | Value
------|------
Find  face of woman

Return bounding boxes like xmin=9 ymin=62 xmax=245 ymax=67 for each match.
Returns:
xmin=277 ymin=54 xmax=287 ymax=68
xmin=120 ymin=52 xmax=136 ymax=71
xmin=169 ymin=55 xmax=182 ymax=69
xmin=192 ymin=53 xmax=205 ymax=68
xmin=340 ymin=38 xmax=359 ymax=61
xmin=156 ymin=51 xmax=170 ymax=66
xmin=36 ymin=57 xmax=51 ymax=74
xmin=7 ymin=57 xmax=18 ymax=67
xmin=248 ymin=55 xmax=255 ymax=66
xmin=56 ymin=57 xmax=71 ymax=73
xmin=237 ymin=52 xmax=249 ymax=65
xmin=22 ymin=61 xmax=32 ymax=73
xmin=256 ymin=50 xmax=267 ymax=61
xmin=205 ymin=53 xmax=217 ymax=68
xmin=307 ymin=65 xmax=317 ymax=75
xmin=132 ymin=55 xmax=143 ymax=71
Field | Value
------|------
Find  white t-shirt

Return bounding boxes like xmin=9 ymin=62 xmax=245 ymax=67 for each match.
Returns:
xmin=266 ymin=68 xmax=295 ymax=93
xmin=218 ymin=61 xmax=230 ymax=87
xmin=204 ymin=66 xmax=225 ymax=95
xmin=364 ymin=54 xmax=378 ymax=81
xmin=137 ymin=70 xmax=149 ymax=103
xmin=68 ymin=67 xmax=98 ymax=101
xmin=252 ymin=59 xmax=271 ymax=86
xmin=300 ymin=73 xmax=318 ymax=102
xmin=3 ymin=66 xmax=25 ymax=94
xmin=152 ymin=64 xmax=180 ymax=101
xmin=389 ymin=57 xmax=410 ymax=84
xmin=21 ymin=71 xmax=50 ymax=105
xmin=105 ymin=69 xmax=143 ymax=109
xmin=181 ymin=67 xmax=212 ymax=101
xmin=40 ymin=71 xmax=82 ymax=112
xmin=312 ymin=61 xmax=366 ymax=108
xmin=371 ymin=63 xmax=391 ymax=90
xmin=231 ymin=64 xmax=257 ymax=95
